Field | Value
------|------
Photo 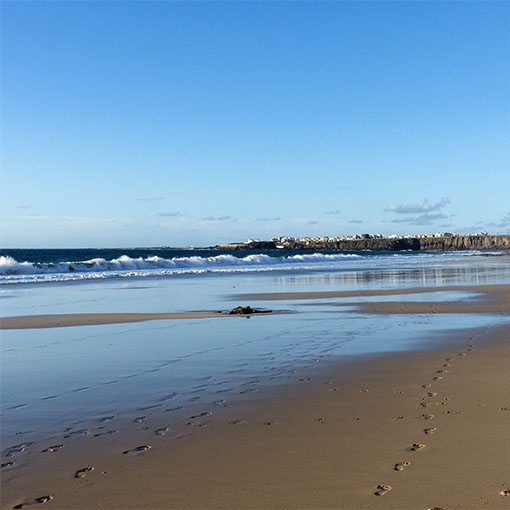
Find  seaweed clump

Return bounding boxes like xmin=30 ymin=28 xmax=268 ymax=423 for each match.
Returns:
xmin=229 ymin=306 xmax=255 ymax=315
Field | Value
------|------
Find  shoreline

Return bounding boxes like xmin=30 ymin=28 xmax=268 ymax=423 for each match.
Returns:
xmin=3 ymin=282 xmax=510 ymax=331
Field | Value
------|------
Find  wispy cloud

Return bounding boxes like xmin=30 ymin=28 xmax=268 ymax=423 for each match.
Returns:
xmin=385 ymin=197 xmax=450 ymax=215
xmin=390 ymin=213 xmax=448 ymax=225
xmin=348 ymin=219 xmax=362 ymax=224
xmin=16 ymin=205 xmax=32 ymax=209
xmin=256 ymin=217 xmax=282 ymax=222
xmin=202 ymin=215 xmax=233 ymax=221
xmin=323 ymin=209 xmax=342 ymax=215
xmin=307 ymin=220 xmax=319 ymax=225
xmin=158 ymin=211 xmax=182 ymax=217
xmin=137 ymin=197 xmax=163 ymax=202
xmin=488 ymin=212 xmax=510 ymax=228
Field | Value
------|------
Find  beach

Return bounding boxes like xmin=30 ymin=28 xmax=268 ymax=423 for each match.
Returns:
xmin=1 ymin=253 xmax=510 ymax=509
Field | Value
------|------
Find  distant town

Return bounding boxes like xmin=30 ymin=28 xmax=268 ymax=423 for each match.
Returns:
xmin=249 ymin=231 xmax=489 ymax=248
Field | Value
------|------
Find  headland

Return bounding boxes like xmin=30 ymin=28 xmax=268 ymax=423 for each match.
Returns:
xmin=214 ymin=234 xmax=510 ymax=251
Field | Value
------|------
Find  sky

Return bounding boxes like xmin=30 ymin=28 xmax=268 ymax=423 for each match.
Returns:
xmin=1 ymin=1 xmax=509 ymax=248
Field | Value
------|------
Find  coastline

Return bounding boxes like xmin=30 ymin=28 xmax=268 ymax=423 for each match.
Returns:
xmin=2 ymin=286 xmax=510 ymax=509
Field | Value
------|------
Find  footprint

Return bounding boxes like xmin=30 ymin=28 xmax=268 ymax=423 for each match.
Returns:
xmin=393 ymin=416 xmax=404 ymax=420
xmin=42 ymin=444 xmax=64 ymax=453
xmin=5 ymin=442 xmax=35 ymax=457
xmin=75 ymin=466 xmax=94 ymax=478
xmin=374 ymin=484 xmax=391 ymax=496
xmin=13 ymin=495 xmax=54 ymax=509
xmin=99 ymin=416 xmax=114 ymax=423
xmin=394 ymin=461 xmax=411 ymax=471
xmin=64 ymin=429 xmax=89 ymax=438
xmin=123 ymin=445 xmax=151 ymax=455
xmin=1 ymin=461 xmax=15 ymax=469
xmin=360 ymin=389 xmax=369 ymax=393
xmin=410 ymin=443 xmax=426 ymax=451
xmin=164 ymin=406 xmax=184 ymax=412
xmin=189 ymin=412 xmax=212 ymax=420
xmin=214 ymin=399 xmax=232 ymax=407
xmin=239 ymin=388 xmax=258 ymax=395
xmin=428 ymin=392 xmax=438 ymax=398
xmin=158 ymin=393 xmax=177 ymax=402
xmin=421 ymin=402 xmax=432 ymax=408
xmin=436 ymin=369 xmax=447 ymax=374
xmin=229 ymin=419 xmax=246 ymax=425
xmin=138 ymin=404 xmax=162 ymax=412
xmin=422 ymin=384 xmax=432 ymax=389
xmin=133 ymin=416 xmax=147 ymax=423
xmin=263 ymin=422 xmax=273 ymax=426
xmin=424 ymin=427 xmax=437 ymax=435
xmin=499 ymin=489 xmax=510 ymax=496
xmin=433 ymin=376 xmax=443 ymax=381
xmin=155 ymin=427 xmax=168 ymax=436
xmin=93 ymin=430 xmax=118 ymax=437
xmin=8 ymin=404 xmax=28 ymax=411
xmin=316 ymin=417 xmax=326 ymax=424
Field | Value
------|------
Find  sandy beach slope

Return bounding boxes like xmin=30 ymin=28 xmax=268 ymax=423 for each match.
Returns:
xmin=1 ymin=283 xmax=510 ymax=509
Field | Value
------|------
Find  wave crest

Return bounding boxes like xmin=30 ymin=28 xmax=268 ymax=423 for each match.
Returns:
xmin=0 ymin=252 xmax=361 ymax=282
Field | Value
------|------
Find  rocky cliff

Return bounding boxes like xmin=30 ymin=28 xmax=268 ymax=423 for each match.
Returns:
xmin=214 ymin=235 xmax=510 ymax=252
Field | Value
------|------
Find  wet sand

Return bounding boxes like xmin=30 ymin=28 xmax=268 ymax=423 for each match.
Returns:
xmin=2 ymin=325 xmax=509 ymax=509
xmin=2 ymin=287 xmax=510 ymax=509
xmin=0 ymin=310 xmax=275 ymax=330
xmin=238 ymin=283 xmax=510 ymax=313
xmin=3 ymin=283 xmax=510 ymax=331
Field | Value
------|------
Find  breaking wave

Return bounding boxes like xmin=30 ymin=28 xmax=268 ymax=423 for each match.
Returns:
xmin=0 ymin=253 xmax=362 ymax=284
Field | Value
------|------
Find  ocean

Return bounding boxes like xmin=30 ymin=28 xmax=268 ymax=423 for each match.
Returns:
xmin=0 ymin=248 xmax=502 ymax=285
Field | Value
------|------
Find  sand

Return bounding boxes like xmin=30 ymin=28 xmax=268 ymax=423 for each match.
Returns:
xmin=0 ymin=310 xmax=275 ymax=330
xmin=2 ymin=283 xmax=509 ymax=331
xmin=2 ymin=286 xmax=510 ymax=509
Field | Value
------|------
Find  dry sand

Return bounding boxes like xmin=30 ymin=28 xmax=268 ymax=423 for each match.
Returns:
xmin=2 ymin=287 xmax=510 ymax=509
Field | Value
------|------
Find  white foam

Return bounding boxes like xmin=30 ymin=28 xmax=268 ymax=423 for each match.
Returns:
xmin=0 ymin=251 xmax=491 ymax=285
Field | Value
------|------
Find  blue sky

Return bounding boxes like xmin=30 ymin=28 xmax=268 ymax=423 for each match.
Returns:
xmin=2 ymin=1 xmax=509 ymax=248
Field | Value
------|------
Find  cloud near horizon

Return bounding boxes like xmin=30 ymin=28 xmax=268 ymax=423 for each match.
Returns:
xmin=390 ymin=213 xmax=448 ymax=225
xmin=158 ymin=211 xmax=182 ymax=217
xmin=323 ymin=209 xmax=342 ymax=215
xmin=256 ymin=217 xmax=282 ymax=222
xmin=202 ymin=215 xmax=233 ymax=221
xmin=137 ymin=197 xmax=163 ymax=202
xmin=488 ymin=212 xmax=510 ymax=228
xmin=385 ymin=197 xmax=450 ymax=215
